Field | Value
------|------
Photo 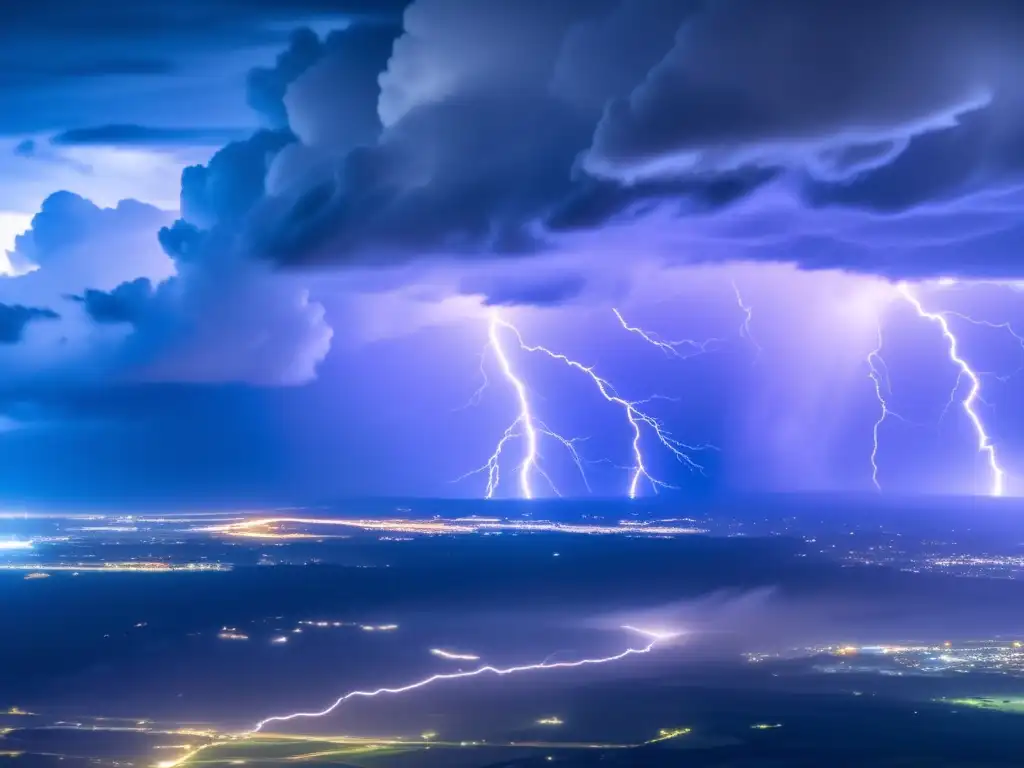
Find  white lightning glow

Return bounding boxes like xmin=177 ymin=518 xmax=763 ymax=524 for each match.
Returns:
xmin=896 ymin=282 xmax=1005 ymax=497
xmin=611 ymin=308 xmax=719 ymax=358
xmin=156 ymin=627 xmax=678 ymax=767
xmin=484 ymin=315 xmax=712 ymax=499
xmin=732 ymin=281 xmax=761 ymax=360
xmin=488 ymin=313 xmax=539 ymax=499
xmin=865 ymin=324 xmax=913 ymax=491
xmin=621 ymin=625 xmax=683 ymax=642
xmin=940 ymin=311 xmax=1024 ymax=383
xmin=456 ymin=309 xmax=590 ymax=499
xmin=430 ymin=648 xmax=480 ymax=661
xmin=250 ymin=627 xmax=666 ymax=733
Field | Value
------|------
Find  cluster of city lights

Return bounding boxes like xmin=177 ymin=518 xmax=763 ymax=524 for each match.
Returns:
xmin=196 ymin=515 xmax=704 ymax=540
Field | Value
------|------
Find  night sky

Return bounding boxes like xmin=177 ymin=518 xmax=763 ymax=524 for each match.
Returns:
xmin=2 ymin=0 xmax=1024 ymax=502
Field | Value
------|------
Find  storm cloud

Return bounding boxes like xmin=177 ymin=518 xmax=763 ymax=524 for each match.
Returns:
xmin=8 ymin=0 xmax=1024 ymax=394
xmin=232 ymin=0 xmax=1024 ymax=280
xmin=0 ymin=304 xmax=59 ymax=343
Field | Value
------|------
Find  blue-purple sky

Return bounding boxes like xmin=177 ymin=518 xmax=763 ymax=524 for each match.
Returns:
xmin=3 ymin=0 xmax=1024 ymax=503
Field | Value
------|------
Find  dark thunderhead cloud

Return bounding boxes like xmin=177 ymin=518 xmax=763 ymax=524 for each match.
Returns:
xmin=0 ymin=305 xmax=59 ymax=343
xmin=11 ymin=0 xmax=1024 ymax=396
xmin=236 ymin=0 xmax=1024 ymax=280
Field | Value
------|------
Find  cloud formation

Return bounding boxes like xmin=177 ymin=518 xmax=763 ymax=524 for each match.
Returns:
xmin=224 ymin=0 xmax=1024 ymax=282
xmin=7 ymin=191 xmax=174 ymax=288
xmin=3 ymin=132 xmax=332 ymax=386
xmin=0 ymin=0 xmax=410 ymax=135
xmin=71 ymin=278 xmax=153 ymax=324
xmin=9 ymin=0 xmax=1024 ymax=396
xmin=0 ymin=304 xmax=59 ymax=343
xmin=460 ymin=270 xmax=588 ymax=307
xmin=584 ymin=0 xmax=1005 ymax=182
xmin=97 ymin=130 xmax=333 ymax=385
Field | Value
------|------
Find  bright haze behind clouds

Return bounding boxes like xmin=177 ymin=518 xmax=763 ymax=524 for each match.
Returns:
xmin=3 ymin=0 xmax=1024 ymax=503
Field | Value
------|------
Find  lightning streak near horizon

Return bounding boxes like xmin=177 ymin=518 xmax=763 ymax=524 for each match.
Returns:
xmin=455 ymin=310 xmax=590 ymax=499
xmin=877 ymin=282 xmax=1006 ymax=497
xmin=157 ymin=627 xmax=675 ymax=767
xmin=252 ymin=627 xmax=668 ymax=733
xmin=474 ymin=312 xmax=713 ymax=499
xmin=865 ymin=324 xmax=914 ymax=491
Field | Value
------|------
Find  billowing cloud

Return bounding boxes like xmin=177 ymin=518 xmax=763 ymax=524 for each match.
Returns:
xmin=11 ymin=1 xmax=1023 ymax=291
xmin=71 ymin=278 xmax=153 ymax=324
xmin=584 ymin=0 xmax=1014 ymax=182
xmin=282 ymin=24 xmax=399 ymax=152
xmin=96 ymin=130 xmax=334 ymax=385
xmin=0 ymin=131 xmax=332 ymax=386
xmin=6 ymin=191 xmax=174 ymax=290
xmin=5 ymin=1 xmax=1024 ymax=500
xmin=0 ymin=193 xmax=170 ymax=383
xmin=249 ymin=0 xmax=603 ymax=266
xmin=7 ymin=0 xmax=1024 ymax=399
xmin=218 ymin=0 xmax=1024 ymax=283
xmin=0 ymin=0 xmax=411 ymax=136
xmin=178 ymin=130 xmax=295 ymax=227
xmin=247 ymin=28 xmax=327 ymax=129
xmin=88 ymin=263 xmax=332 ymax=386
xmin=549 ymin=0 xmax=696 ymax=117
xmin=0 ymin=304 xmax=59 ymax=343
xmin=377 ymin=0 xmax=595 ymax=127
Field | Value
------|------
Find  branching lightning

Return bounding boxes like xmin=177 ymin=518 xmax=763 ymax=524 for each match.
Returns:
xmin=865 ymin=324 xmax=914 ymax=491
xmin=251 ymin=628 xmax=665 ymax=734
xmin=895 ymin=283 xmax=1005 ymax=497
xmin=459 ymin=309 xmax=713 ymax=499
xmin=491 ymin=313 xmax=713 ymax=499
xmin=611 ymin=308 xmax=720 ymax=358
xmin=486 ymin=314 xmax=539 ymax=499
xmin=159 ymin=626 xmax=677 ymax=767
xmin=870 ymin=281 xmax=1008 ymax=496
xmin=455 ymin=309 xmax=590 ymax=499
xmin=940 ymin=311 xmax=1024 ymax=383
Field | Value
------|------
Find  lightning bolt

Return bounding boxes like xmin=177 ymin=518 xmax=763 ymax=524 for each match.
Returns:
xmin=485 ymin=314 xmax=713 ymax=499
xmin=896 ymin=282 xmax=1005 ymax=497
xmin=453 ymin=348 xmax=490 ymax=412
xmin=158 ymin=627 xmax=676 ymax=766
xmin=940 ymin=311 xmax=1024 ymax=383
xmin=480 ymin=315 xmax=539 ymax=499
xmin=252 ymin=628 xmax=665 ymax=733
xmin=732 ymin=281 xmax=761 ymax=360
xmin=865 ymin=324 xmax=913 ymax=491
xmin=456 ymin=309 xmax=589 ymax=499
xmin=611 ymin=309 xmax=720 ymax=358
